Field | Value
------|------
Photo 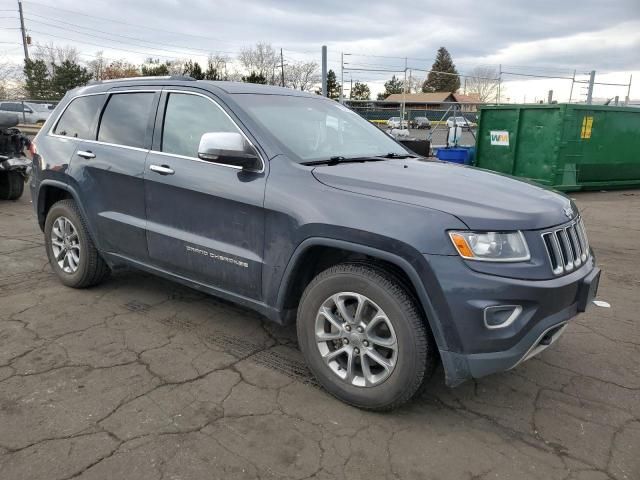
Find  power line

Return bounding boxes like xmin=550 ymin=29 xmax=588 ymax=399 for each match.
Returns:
xmin=24 ymin=13 xmax=229 ymax=56
xmin=25 ymin=17 xmax=227 ymax=57
xmin=26 ymin=28 xmax=188 ymax=59
xmin=23 ymin=0 xmax=238 ymax=46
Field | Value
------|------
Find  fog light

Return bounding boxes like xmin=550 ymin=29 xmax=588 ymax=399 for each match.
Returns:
xmin=484 ymin=305 xmax=522 ymax=329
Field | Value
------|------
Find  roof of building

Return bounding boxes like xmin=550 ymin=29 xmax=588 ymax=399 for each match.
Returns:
xmin=452 ymin=93 xmax=481 ymax=103
xmin=383 ymin=92 xmax=455 ymax=103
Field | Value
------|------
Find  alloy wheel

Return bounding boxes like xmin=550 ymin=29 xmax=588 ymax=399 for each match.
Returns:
xmin=50 ymin=216 xmax=81 ymax=274
xmin=315 ymin=292 xmax=398 ymax=387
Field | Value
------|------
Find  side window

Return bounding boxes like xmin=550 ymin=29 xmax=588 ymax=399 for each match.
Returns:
xmin=53 ymin=95 xmax=104 ymax=139
xmin=161 ymin=93 xmax=237 ymax=158
xmin=98 ymin=93 xmax=155 ymax=149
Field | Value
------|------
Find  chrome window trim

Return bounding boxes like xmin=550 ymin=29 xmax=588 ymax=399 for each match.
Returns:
xmin=47 ymin=90 xmax=160 ymax=141
xmin=154 ymin=89 xmax=265 ymax=174
xmin=47 ymin=88 xmax=266 ymax=173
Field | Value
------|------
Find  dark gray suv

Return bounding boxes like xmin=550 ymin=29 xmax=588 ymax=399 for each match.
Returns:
xmin=29 ymin=78 xmax=601 ymax=410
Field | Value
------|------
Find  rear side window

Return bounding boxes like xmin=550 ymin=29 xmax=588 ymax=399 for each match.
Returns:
xmin=54 ymin=95 xmax=104 ymax=139
xmin=161 ymin=92 xmax=237 ymax=158
xmin=98 ymin=93 xmax=155 ymax=149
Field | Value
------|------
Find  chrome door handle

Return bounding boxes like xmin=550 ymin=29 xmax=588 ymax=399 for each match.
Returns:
xmin=149 ymin=164 xmax=175 ymax=175
xmin=77 ymin=150 xmax=95 ymax=159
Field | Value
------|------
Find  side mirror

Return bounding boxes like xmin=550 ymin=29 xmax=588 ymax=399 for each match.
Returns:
xmin=24 ymin=107 xmax=33 ymax=114
xmin=198 ymin=132 xmax=261 ymax=171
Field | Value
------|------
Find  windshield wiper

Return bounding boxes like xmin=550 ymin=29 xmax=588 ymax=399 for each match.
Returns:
xmin=301 ymin=156 xmax=385 ymax=166
xmin=377 ymin=152 xmax=417 ymax=159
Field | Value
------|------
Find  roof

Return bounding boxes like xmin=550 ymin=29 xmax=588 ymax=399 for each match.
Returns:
xmin=383 ymin=92 xmax=455 ymax=103
xmin=452 ymin=93 xmax=481 ymax=103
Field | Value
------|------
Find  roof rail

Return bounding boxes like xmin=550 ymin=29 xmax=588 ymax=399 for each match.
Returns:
xmin=88 ymin=75 xmax=196 ymax=84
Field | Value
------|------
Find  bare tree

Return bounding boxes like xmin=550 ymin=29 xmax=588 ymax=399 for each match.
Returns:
xmin=207 ymin=54 xmax=230 ymax=80
xmin=465 ymin=66 xmax=499 ymax=103
xmin=0 ymin=59 xmax=24 ymax=99
xmin=285 ymin=61 xmax=319 ymax=91
xmin=33 ymin=42 xmax=80 ymax=74
xmin=406 ymin=73 xmax=422 ymax=94
xmin=238 ymin=43 xmax=279 ymax=85
xmin=88 ymin=51 xmax=107 ymax=80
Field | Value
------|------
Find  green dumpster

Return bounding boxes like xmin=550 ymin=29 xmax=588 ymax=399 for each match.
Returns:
xmin=474 ymin=103 xmax=640 ymax=191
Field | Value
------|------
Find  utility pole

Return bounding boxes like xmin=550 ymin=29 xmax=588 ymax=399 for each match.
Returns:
xmin=349 ymin=76 xmax=353 ymax=100
xmin=625 ymin=74 xmax=632 ymax=106
xmin=18 ymin=0 xmax=29 ymax=62
xmin=280 ymin=48 xmax=285 ymax=87
xmin=401 ymin=57 xmax=407 ymax=127
xmin=586 ymin=70 xmax=596 ymax=105
xmin=568 ymin=69 xmax=576 ymax=103
xmin=321 ymin=45 xmax=327 ymax=97
xmin=497 ymin=64 xmax=502 ymax=104
xmin=340 ymin=52 xmax=344 ymax=104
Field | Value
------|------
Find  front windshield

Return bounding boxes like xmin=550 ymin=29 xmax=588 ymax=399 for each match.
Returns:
xmin=234 ymin=94 xmax=410 ymax=162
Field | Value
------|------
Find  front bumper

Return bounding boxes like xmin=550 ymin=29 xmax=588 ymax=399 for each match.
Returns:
xmin=424 ymin=254 xmax=600 ymax=386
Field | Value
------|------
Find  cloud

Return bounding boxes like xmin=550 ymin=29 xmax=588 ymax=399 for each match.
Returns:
xmin=1 ymin=0 xmax=638 ymax=99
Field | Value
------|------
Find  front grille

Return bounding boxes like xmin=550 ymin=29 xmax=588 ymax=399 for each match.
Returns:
xmin=541 ymin=217 xmax=590 ymax=275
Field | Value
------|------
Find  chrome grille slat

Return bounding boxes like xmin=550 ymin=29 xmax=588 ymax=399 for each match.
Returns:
xmin=541 ymin=216 xmax=590 ymax=276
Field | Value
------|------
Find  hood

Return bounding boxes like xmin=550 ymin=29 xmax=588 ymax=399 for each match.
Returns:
xmin=312 ymin=159 xmax=574 ymax=230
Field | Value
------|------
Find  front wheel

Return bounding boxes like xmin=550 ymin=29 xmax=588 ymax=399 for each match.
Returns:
xmin=297 ymin=263 xmax=437 ymax=410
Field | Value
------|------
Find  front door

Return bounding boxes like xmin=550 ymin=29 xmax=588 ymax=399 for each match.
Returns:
xmin=144 ymin=90 xmax=266 ymax=300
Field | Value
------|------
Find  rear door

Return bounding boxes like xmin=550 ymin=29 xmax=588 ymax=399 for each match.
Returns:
xmin=68 ymin=88 xmax=159 ymax=261
xmin=144 ymin=89 xmax=266 ymax=299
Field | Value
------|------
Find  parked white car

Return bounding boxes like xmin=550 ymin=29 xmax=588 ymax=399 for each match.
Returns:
xmin=386 ymin=116 xmax=408 ymax=129
xmin=0 ymin=101 xmax=51 ymax=124
xmin=446 ymin=116 xmax=476 ymax=130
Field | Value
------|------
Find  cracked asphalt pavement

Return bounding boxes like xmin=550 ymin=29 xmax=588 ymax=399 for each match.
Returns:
xmin=1 ymin=189 xmax=639 ymax=480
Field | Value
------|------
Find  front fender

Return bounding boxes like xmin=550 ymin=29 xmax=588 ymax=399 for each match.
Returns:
xmin=275 ymin=237 xmax=460 ymax=353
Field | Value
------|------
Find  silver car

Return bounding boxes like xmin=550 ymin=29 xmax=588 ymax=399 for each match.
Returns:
xmin=0 ymin=101 xmax=51 ymax=124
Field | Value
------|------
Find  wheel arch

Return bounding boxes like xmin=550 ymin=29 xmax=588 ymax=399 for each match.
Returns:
xmin=36 ymin=180 xmax=98 ymax=245
xmin=275 ymin=237 xmax=450 ymax=352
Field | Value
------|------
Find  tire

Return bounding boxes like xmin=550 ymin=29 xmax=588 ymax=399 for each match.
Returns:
xmin=0 ymin=171 xmax=24 ymax=200
xmin=44 ymin=199 xmax=110 ymax=288
xmin=297 ymin=263 xmax=437 ymax=410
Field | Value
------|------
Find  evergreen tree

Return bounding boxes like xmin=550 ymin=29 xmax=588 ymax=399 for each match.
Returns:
xmin=24 ymin=59 xmax=51 ymax=100
xmin=378 ymin=75 xmax=404 ymax=100
xmin=350 ymin=81 xmax=370 ymax=100
xmin=141 ymin=59 xmax=170 ymax=76
xmin=183 ymin=60 xmax=205 ymax=80
xmin=50 ymin=60 xmax=92 ymax=99
xmin=326 ymin=69 xmax=340 ymax=100
xmin=204 ymin=60 xmax=221 ymax=80
xmin=422 ymin=47 xmax=460 ymax=92
xmin=242 ymin=71 xmax=267 ymax=84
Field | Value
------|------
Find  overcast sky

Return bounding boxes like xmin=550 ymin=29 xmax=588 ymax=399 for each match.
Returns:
xmin=1 ymin=0 xmax=639 ymax=101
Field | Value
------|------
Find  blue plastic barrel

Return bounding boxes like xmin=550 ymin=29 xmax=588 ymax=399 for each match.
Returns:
xmin=436 ymin=147 xmax=473 ymax=165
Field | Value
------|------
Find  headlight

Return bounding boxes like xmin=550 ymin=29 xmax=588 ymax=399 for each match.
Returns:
xmin=449 ymin=231 xmax=530 ymax=262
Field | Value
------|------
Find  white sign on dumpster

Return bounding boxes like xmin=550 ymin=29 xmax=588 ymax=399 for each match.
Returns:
xmin=490 ymin=130 xmax=510 ymax=146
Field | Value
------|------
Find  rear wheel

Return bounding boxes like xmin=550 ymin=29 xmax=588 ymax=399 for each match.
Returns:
xmin=0 ymin=171 xmax=24 ymax=200
xmin=297 ymin=263 xmax=437 ymax=410
xmin=44 ymin=199 xmax=110 ymax=288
